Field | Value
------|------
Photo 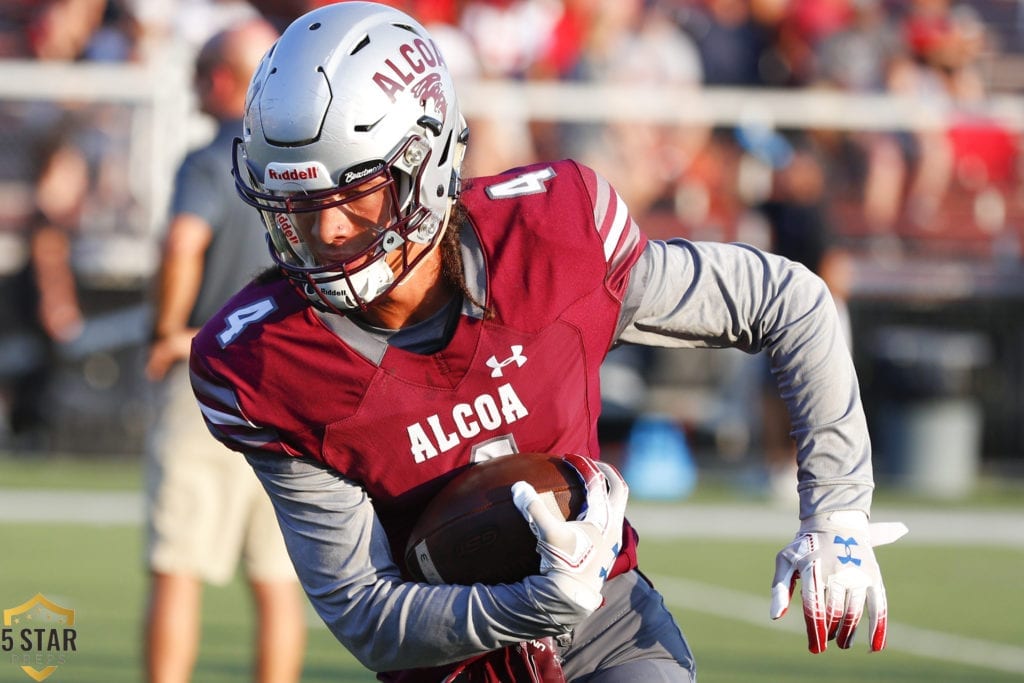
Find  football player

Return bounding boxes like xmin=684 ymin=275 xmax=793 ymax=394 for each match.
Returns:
xmin=189 ymin=3 xmax=906 ymax=681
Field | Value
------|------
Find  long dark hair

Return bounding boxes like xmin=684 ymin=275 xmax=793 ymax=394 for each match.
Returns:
xmin=440 ymin=202 xmax=490 ymax=317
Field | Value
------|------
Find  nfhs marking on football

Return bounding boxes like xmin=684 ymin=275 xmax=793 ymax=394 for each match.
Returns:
xmin=408 ymin=382 xmax=529 ymax=462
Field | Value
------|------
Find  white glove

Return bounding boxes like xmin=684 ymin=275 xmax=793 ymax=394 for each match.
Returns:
xmin=770 ymin=511 xmax=908 ymax=653
xmin=512 ymin=453 xmax=628 ymax=613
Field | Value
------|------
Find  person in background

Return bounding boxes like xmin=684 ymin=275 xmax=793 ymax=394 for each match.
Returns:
xmin=142 ymin=18 xmax=306 ymax=683
xmin=0 ymin=0 xmax=114 ymax=447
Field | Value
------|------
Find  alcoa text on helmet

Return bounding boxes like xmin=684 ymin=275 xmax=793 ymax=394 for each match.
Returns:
xmin=233 ymin=1 xmax=468 ymax=310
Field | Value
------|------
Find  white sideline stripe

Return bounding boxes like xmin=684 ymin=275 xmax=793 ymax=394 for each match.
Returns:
xmin=628 ymin=502 xmax=1024 ymax=548
xmin=649 ymin=574 xmax=1024 ymax=676
xmin=4 ymin=493 xmax=1024 ymax=549
xmin=0 ymin=490 xmax=142 ymax=525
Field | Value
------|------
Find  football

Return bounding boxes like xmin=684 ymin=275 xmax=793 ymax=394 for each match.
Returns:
xmin=404 ymin=452 xmax=587 ymax=585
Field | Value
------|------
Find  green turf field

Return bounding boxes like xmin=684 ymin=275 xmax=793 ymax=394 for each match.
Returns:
xmin=1 ymin=455 xmax=1022 ymax=682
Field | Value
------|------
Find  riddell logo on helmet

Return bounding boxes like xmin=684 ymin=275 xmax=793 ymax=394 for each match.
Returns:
xmin=264 ymin=161 xmax=333 ymax=191
xmin=275 ymin=212 xmax=301 ymax=245
xmin=268 ymin=166 xmax=318 ymax=181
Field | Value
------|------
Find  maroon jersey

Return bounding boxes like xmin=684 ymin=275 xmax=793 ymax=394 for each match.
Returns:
xmin=190 ymin=160 xmax=645 ymax=574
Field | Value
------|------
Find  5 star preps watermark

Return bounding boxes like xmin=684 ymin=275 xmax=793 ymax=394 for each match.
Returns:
xmin=2 ymin=594 xmax=77 ymax=681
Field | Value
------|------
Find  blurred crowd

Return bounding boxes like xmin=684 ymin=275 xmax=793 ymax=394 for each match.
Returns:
xmin=1 ymin=0 xmax=1022 ymax=474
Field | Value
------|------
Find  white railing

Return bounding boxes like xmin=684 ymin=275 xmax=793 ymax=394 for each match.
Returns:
xmin=0 ymin=59 xmax=194 ymax=248
xmin=457 ymin=80 xmax=1024 ymax=132
xmin=4 ymin=58 xmax=1024 ymax=291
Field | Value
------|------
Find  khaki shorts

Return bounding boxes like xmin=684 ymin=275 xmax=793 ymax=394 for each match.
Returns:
xmin=145 ymin=364 xmax=296 ymax=585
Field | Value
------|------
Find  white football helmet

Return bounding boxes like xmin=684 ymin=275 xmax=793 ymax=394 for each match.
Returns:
xmin=234 ymin=1 xmax=468 ymax=310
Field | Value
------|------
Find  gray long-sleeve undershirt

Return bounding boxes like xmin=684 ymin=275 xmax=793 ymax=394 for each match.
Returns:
xmin=619 ymin=239 xmax=873 ymax=519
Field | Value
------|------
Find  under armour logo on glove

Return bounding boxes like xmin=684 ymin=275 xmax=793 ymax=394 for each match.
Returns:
xmin=771 ymin=511 xmax=908 ymax=653
xmin=486 ymin=345 xmax=527 ymax=377
xmin=598 ymin=542 xmax=620 ymax=580
xmin=834 ymin=536 xmax=863 ymax=566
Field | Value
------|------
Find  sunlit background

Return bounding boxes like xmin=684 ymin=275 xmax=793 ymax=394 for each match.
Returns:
xmin=1 ymin=1 xmax=1022 ymax=680
xmin=4 ymin=0 xmax=1022 ymax=493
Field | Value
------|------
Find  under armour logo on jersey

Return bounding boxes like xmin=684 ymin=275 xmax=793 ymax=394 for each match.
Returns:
xmin=486 ymin=345 xmax=527 ymax=377
xmin=834 ymin=535 xmax=863 ymax=566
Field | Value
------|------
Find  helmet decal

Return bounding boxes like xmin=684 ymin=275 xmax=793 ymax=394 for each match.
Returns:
xmin=264 ymin=161 xmax=333 ymax=191
xmin=372 ymin=38 xmax=447 ymax=104
xmin=273 ymin=212 xmax=302 ymax=246
xmin=413 ymin=73 xmax=448 ymax=122
xmin=342 ymin=159 xmax=386 ymax=185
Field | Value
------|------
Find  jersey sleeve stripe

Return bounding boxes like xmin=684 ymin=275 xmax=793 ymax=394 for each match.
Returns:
xmin=195 ymin=397 xmax=282 ymax=449
xmin=197 ymin=402 xmax=253 ymax=428
xmin=586 ymin=166 xmax=640 ymax=266
xmin=191 ymin=362 xmax=283 ymax=452
xmin=601 ymin=191 xmax=630 ymax=262
xmin=574 ymin=161 xmax=646 ymax=297
xmin=190 ymin=371 xmax=242 ymax=411
xmin=608 ymin=215 xmax=643 ymax=274
xmin=211 ymin=424 xmax=278 ymax=449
